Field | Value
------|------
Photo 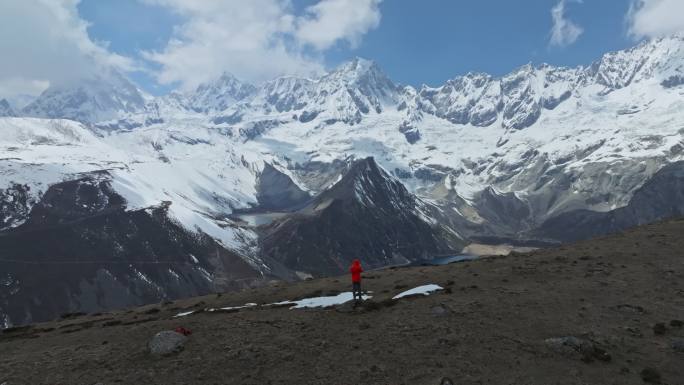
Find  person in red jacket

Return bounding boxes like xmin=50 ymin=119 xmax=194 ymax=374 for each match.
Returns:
xmin=350 ymin=259 xmax=364 ymax=301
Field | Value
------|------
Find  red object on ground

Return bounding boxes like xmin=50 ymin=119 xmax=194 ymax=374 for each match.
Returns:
xmin=174 ymin=327 xmax=192 ymax=336
xmin=350 ymin=259 xmax=363 ymax=283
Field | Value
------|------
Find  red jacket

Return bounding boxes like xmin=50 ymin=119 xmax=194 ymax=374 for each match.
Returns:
xmin=350 ymin=260 xmax=363 ymax=283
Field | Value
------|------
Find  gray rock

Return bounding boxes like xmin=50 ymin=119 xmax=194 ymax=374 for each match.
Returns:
xmin=148 ymin=330 xmax=187 ymax=355
xmin=671 ymin=339 xmax=684 ymax=353
xmin=431 ymin=304 xmax=449 ymax=316
xmin=544 ymin=336 xmax=611 ymax=362
xmin=545 ymin=336 xmax=592 ymax=358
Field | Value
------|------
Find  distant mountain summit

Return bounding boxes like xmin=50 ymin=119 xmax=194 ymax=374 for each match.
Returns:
xmin=188 ymin=72 xmax=257 ymax=113
xmin=0 ymin=99 xmax=16 ymax=117
xmin=14 ymin=35 xmax=684 ymax=133
xmin=22 ymin=71 xmax=146 ymax=123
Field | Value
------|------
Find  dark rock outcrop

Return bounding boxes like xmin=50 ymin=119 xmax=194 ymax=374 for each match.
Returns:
xmin=0 ymin=174 xmax=260 ymax=327
xmin=259 ymin=157 xmax=463 ymax=276
xmin=254 ymin=163 xmax=310 ymax=211
xmin=534 ymin=161 xmax=684 ymax=242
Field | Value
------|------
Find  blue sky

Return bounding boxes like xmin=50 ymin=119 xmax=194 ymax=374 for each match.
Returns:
xmin=1 ymin=0 xmax=681 ymax=102
xmin=77 ymin=0 xmax=637 ymax=92
xmin=325 ymin=0 xmax=636 ymax=86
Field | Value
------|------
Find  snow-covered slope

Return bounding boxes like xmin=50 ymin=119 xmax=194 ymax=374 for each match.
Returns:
xmin=4 ymin=34 xmax=684 ymax=240
xmin=0 ymin=117 xmax=264 ymax=255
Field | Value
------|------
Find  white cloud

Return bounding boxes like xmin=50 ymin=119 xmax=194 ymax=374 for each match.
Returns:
xmin=549 ymin=0 xmax=584 ymax=47
xmin=0 ymin=0 xmax=382 ymax=99
xmin=626 ymin=0 xmax=684 ymax=39
xmin=0 ymin=0 xmax=135 ymax=101
xmin=296 ymin=0 xmax=382 ymax=50
xmin=142 ymin=0 xmax=383 ymax=90
xmin=0 ymin=78 xmax=50 ymax=108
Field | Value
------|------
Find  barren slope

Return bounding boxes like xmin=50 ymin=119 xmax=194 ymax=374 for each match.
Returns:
xmin=1 ymin=219 xmax=683 ymax=385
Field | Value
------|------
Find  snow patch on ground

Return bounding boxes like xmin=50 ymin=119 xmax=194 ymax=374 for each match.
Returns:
xmin=289 ymin=292 xmax=372 ymax=309
xmin=174 ymin=310 xmax=195 ymax=318
xmin=208 ymin=303 xmax=258 ymax=312
xmin=392 ymin=284 xmax=444 ymax=299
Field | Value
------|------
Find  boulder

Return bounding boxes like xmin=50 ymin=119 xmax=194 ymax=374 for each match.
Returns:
xmin=431 ymin=304 xmax=449 ymax=316
xmin=148 ymin=330 xmax=188 ymax=355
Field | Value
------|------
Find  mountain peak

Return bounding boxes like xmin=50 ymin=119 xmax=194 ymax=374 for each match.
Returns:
xmin=188 ymin=72 xmax=257 ymax=112
xmin=319 ymin=57 xmax=400 ymax=112
xmin=0 ymin=99 xmax=16 ymax=117
xmin=322 ymin=157 xmax=412 ymax=207
xmin=590 ymin=33 xmax=684 ymax=90
xmin=21 ymin=71 xmax=146 ymax=123
xmin=201 ymin=71 xmax=248 ymax=90
xmin=327 ymin=57 xmax=388 ymax=82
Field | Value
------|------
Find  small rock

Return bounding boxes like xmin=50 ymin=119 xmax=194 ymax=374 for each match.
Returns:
xmin=616 ymin=304 xmax=646 ymax=314
xmin=544 ymin=336 xmax=610 ymax=362
xmin=545 ymin=336 xmax=590 ymax=357
xmin=431 ymin=305 xmax=448 ymax=316
xmin=440 ymin=377 xmax=454 ymax=385
xmin=671 ymin=339 xmax=684 ymax=353
xmin=148 ymin=330 xmax=187 ymax=355
xmin=653 ymin=323 xmax=667 ymax=335
xmin=640 ymin=367 xmax=661 ymax=384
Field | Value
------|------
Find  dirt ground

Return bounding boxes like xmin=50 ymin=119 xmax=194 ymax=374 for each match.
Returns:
xmin=1 ymin=218 xmax=683 ymax=385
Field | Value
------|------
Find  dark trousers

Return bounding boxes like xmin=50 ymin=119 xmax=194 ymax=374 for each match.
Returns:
xmin=352 ymin=282 xmax=362 ymax=301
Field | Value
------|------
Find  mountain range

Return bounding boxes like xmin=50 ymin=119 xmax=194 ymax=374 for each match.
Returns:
xmin=1 ymin=34 xmax=683 ymax=327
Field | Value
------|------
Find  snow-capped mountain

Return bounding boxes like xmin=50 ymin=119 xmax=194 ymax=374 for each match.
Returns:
xmin=22 ymin=71 xmax=147 ymax=123
xmin=188 ymin=72 xmax=257 ymax=113
xmin=1 ymin=34 xmax=684 ymax=327
xmin=209 ymin=57 xmax=401 ymax=127
xmin=0 ymin=99 xmax=16 ymax=117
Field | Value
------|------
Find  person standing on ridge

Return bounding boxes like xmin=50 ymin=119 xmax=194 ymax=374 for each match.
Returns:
xmin=350 ymin=259 xmax=364 ymax=301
